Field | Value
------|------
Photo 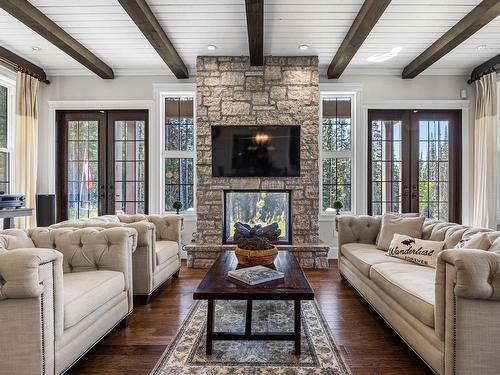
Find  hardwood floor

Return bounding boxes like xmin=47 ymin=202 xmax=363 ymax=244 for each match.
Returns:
xmin=67 ymin=262 xmax=433 ymax=375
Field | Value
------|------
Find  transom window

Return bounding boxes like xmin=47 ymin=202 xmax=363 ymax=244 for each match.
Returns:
xmin=163 ymin=96 xmax=195 ymax=212
xmin=321 ymin=95 xmax=354 ymax=213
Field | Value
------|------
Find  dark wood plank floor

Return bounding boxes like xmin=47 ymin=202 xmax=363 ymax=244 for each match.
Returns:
xmin=67 ymin=262 xmax=433 ymax=375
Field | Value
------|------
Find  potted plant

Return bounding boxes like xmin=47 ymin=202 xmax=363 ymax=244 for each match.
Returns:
xmin=172 ymin=200 xmax=183 ymax=214
xmin=333 ymin=200 xmax=343 ymax=215
xmin=234 ymin=223 xmax=279 ymax=266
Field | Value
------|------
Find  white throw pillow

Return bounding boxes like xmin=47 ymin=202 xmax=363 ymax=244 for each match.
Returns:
xmin=376 ymin=213 xmax=425 ymax=251
xmin=454 ymin=232 xmax=491 ymax=250
xmin=387 ymin=234 xmax=445 ymax=268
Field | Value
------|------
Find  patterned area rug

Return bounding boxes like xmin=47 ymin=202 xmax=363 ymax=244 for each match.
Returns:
xmin=151 ymin=300 xmax=351 ymax=374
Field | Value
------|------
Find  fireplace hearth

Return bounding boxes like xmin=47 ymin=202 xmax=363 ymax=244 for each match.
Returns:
xmin=223 ymin=190 xmax=291 ymax=245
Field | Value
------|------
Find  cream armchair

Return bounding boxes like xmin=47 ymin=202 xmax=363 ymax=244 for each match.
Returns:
xmin=0 ymin=227 xmax=136 ymax=375
xmin=51 ymin=214 xmax=183 ymax=304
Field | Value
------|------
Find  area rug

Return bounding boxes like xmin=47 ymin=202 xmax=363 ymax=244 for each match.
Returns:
xmin=151 ymin=300 xmax=351 ymax=374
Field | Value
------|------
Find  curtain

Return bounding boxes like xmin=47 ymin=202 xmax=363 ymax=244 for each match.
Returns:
xmin=472 ymin=72 xmax=498 ymax=229
xmin=15 ymin=72 xmax=39 ymax=228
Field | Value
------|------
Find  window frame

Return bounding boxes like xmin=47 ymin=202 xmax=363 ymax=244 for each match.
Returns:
xmin=319 ymin=92 xmax=356 ymax=216
xmin=160 ymin=92 xmax=196 ymax=214
xmin=0 ymin=74 xmax=16 ymax=194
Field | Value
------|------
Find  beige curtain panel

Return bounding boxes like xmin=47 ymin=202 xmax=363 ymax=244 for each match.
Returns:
xmin=15 ymin=72 xmax=39 ymax=228
xmin=472 ymin=72 xmax=498 ymax=229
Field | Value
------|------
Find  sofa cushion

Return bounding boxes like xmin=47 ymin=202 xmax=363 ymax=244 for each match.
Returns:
xmin=156 ymin=241 xmax=179 ymax=265
xmin=341 ymin=243 xmax=411 ymax=277
xmin=63 ymin=270 xmax=125 ymax=329
xmin=387 ymin=234 xmax=444 ymax=268
xmin=376 ymin=214 xmax=425 ymax=250
xmin=370 ymin=263 xmax=435 ymax=327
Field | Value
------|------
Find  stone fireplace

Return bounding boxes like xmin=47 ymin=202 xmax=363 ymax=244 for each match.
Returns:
xmin=186 ymin=55 xmax=329 ymax=268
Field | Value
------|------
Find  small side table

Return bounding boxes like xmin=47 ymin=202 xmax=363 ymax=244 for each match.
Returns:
xmin=0 ymin=208 xmax=34 ymax=229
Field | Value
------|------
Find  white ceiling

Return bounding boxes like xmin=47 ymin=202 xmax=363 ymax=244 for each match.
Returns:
xmin=0 ymin=0 xmax=499 ymax=78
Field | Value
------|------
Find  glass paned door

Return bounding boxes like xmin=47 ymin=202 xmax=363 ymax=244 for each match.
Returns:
xmin=57 ymin=110 xmax=148 ymax=221
xmin=59 ymin=112 xmax=105 ymax=220
xmin=368 ymin=109 xmax=461 ymax=222
xmin=109 ymin=111 xmax=148 ymax=215
xmin=411 ymin=110 xmax=461 ymax=221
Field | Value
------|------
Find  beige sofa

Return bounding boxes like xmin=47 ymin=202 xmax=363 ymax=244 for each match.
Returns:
xmin=51 ymin=214 xmax=183 ymax=304
xmin=0 ymin=227 xmax=137 ymax=375
xmin=337 ymin=215 xmax=500 ymax=375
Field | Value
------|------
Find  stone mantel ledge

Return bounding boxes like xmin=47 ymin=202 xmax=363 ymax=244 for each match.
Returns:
xmin=186 ymin=244 xmax=329 ymax=269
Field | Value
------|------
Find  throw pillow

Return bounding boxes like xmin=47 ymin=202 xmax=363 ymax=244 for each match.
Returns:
xmin=454 ymin=232 xmax=491 ymax=250
xmin=387 ymin=234 xmax=445 ymax=268
xmin=376 ymin=213 xmax=425 ymax=251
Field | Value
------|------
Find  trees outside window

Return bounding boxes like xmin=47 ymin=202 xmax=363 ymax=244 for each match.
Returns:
xmin=164 ymin=97 xmax=195 ymax=212
xmin=321 ymin=96 xmax=353 ymax=213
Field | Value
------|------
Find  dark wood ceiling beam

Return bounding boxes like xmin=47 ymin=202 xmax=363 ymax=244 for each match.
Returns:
xmin=403 ymin=0 xmax=500 ymax=79
xmin=0 ymin=0 xmax=114 ymax=79
xmin=245 ymin=0 xmax=264 ymax=66
xmin=118 ymin=0 xmax=188 ymax=79
xmin=0 ymin=46 xmax=49 ymax=83
xmin=468 ymin=52 xmax=500 ymax=83
xmin=327 ymin=0 xmax=392 ymax=79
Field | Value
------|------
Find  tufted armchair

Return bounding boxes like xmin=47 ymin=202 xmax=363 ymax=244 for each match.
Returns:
xmin=337 ymin=215 xmax=500 ymax=375
xmin=51 ymin=214 xmax=183 ymax=304
xmin=0 ymin=227 xmax=136 ymax=375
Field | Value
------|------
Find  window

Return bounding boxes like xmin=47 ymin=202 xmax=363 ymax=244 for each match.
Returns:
xmin=164 ymin=97 xmax=195 ymax=212
xmin=0 ymin=81 xmax=13 ymax=194
xmin=321 ymin=95 xmax=353 ymax=213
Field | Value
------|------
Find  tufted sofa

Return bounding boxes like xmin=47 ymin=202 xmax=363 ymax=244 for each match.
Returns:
xmin=337 ymin=215 xmax=500 ymax=375
xmin=0 ymin=227 xmax=137 ymax=375
xmin=51 ymin=214 xmax=183 ymax=303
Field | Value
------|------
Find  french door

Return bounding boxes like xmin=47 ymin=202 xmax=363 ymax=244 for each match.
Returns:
xmin=56 ymin=110 xmax=148 ymax=221
xmin=368 ymin=109 xmax=461 ymax=222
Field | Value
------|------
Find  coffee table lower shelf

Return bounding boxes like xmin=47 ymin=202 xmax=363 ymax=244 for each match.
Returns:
xmin=205 ymin=298 xmax=302 ymax=355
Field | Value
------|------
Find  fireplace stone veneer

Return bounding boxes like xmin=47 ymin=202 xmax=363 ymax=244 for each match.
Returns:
xmin=187 ymin=55 xmax=329 ymax=268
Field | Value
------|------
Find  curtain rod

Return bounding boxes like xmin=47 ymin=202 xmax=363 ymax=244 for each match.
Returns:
xmin=468 ymin=53 xmax=500 ymax=84
xmin=0 ymin=58 xmax=50 ymax=84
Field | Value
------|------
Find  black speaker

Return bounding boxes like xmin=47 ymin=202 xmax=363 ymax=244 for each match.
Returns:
xmin=36 ymin=194 xmax=55 ymax=227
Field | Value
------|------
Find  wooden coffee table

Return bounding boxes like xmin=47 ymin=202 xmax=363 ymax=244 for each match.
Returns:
xmin=193 ymin=251 xmax=315 ymax=355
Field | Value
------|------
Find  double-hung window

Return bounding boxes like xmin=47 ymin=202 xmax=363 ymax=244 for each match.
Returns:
xmin=321 ymin=95 xmax=354 ymax=213
xmin=163 ymin=96 xmax=195 ymax=212
xmin=0 ymin=78 xmax=13 ymax=194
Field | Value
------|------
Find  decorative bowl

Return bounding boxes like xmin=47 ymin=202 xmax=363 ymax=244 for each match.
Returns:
xmin=234 ymin=245 xmax=278 ymax=266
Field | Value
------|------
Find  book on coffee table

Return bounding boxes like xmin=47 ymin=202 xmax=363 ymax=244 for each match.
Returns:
xmin=228 ymin=265 xmax=284 ymax=286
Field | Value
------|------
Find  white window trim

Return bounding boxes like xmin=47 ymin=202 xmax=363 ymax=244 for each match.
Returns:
xmin=154 ymin=84 xmax=196 ymax=216
xmin=0 ymin=72 xmax=16 ymax=193
xmin=319 ymin=85 xmax=362 ymax=219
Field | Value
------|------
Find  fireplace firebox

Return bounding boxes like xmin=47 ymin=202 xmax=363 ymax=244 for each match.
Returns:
xmin=223 ymin=190 xmax=292 ymax=245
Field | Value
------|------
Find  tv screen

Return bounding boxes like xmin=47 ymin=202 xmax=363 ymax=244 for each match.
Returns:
xmin=211 ymin=125 xmax=300 ymax=177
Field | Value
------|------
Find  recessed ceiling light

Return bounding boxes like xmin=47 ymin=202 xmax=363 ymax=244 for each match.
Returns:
xmin=298 ymin=45 xmax=309 ymax=51
xmin=207 ymin=45 xmax=217 ymax=51
xmin=477 ymin=44 xmax=487 ymax=51
xmin=31 ymin=46 xmax=41 ymax=51
xmin=366 ymin=47 xmax=402 ymax=63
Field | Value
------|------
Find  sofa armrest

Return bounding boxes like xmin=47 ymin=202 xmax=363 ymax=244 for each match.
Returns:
xmin=337 ymin=215 xmax=381 ymax=254
xmin=146 ymin=215 xmax=183 ymax=244
xmin=435 ymin=249 xmax=500 ymax=374
xmin=437 ymin=249 xmax=500 ymax=300
xmin=0 ymin=248 xmax=62 ymax=299
xmin=0 ymin=248 xmax=64 ymax=374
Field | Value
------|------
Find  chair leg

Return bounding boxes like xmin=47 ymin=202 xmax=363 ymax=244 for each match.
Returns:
xmin=172 ymin=269 xmax=180 ymax=278
xmin=120 ymin=315 xmax=130 ymax=328
xmin=135 ymin=295 xmax=151 ymax=305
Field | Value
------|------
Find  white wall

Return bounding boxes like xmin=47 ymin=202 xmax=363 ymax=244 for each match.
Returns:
xmin=38 ymin=73 xmax=473 ymax=258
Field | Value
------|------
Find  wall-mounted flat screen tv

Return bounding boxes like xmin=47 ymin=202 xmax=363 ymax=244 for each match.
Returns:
xmin=211 ymin=125 xmax=300 ymax=177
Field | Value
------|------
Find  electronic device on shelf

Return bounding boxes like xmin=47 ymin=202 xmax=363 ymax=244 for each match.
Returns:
xmin=0 ymin=192 xmax=26 ymax=209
